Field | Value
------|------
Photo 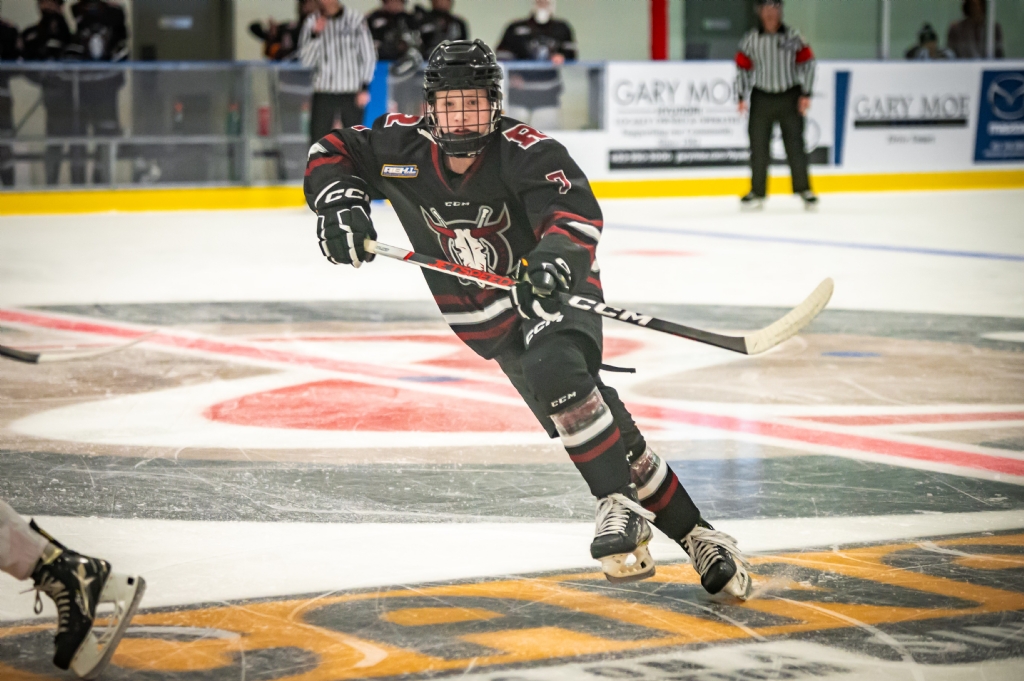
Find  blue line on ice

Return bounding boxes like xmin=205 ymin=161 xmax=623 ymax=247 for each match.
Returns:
xmin=609 ymin=223 xmax=1024 ymax=262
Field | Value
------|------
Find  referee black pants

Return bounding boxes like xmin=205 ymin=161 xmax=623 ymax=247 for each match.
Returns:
xmin=748 ymin=86 xmax=811 ymax=197
xmin=309 ymin=93 xmax=363 ymax=145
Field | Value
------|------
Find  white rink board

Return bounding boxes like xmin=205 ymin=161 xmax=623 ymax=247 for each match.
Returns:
xmin=553 ymin=60 xmax=1024 ymax=181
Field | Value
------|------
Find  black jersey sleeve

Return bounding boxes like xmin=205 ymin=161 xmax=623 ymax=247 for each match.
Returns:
xmin=501 ymin=122 xmax=603 ymax=291
xmin=304 ymin=125 xmax=384 ymax=213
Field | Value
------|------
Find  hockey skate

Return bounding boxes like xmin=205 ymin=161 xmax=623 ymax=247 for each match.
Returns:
xmin=800 ymin=190 xmax=819 ymax=211
xmin=680 ymin=519 xmax=752 ymax=600
xmin=29 ymin=520 xmax=146 ymax=680
xmin=591 ymin=485 xmax=657 ymax=583
xmin=740 ymin=192 xmax=765 ymax=211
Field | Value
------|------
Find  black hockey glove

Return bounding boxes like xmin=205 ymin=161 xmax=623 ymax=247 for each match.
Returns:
xmin=317 ymin=202 xmax=377 ymax=268
xmin=512 ymin=253 xmax=574 ymax=322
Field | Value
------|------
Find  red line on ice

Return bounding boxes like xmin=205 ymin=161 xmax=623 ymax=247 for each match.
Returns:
xmin=797 ymin=412 xmax=1024 ymax=426
xmin=4 ymin=308 xmax=1022 ymax=476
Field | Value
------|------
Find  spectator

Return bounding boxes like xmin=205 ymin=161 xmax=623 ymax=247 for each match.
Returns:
xmin=299 ymin=0 xmax=376 ymax=144
xmin=948 ymin=0 xmax=1003 ymax=59
xmin=416 ymin=0 xmax=468 ymax=58
xmin=906 ymin=23 xmax=954 ymax=60
xmin=21 ymin=0 xmax=74 ymax=185
xmin=0 ymin=8 xmax=20 ymax=186
xmin=496 ymin=0 xmax=575 ymax=131
xmin=65 ymin=0 xmax=127 ymax=185
xmin=367 ymin=0 xmax=421 ymax=62
xmin=735 ymin=0 xmax=817 ymax=210
xmin=250 ymin=0 xmax=318 ymax=62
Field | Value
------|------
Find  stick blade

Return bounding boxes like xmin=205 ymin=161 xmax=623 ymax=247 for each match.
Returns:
xmin=743 ymin=278 xmax=834 ymax=355
xmin=0 ymin=344 xmax=42 ymax=363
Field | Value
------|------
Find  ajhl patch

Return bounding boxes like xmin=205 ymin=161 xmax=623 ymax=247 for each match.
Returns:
xmin=381 ymin=164 xmax=419 ymax=178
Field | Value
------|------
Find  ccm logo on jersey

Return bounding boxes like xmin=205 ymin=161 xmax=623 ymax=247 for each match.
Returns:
xmin=381 ymin=164 xmax=419 ymax=178
xmin=503 ymin=124 xmax=550 ymax=149
xmin=545 ymin=170 xmax=571 ymax=194
xmin=568 ymin=297 xmax=653 ymax=326
xmin=385 ymin=113 xmax=422 ymax=127
xmin=322 ymin=187 xmax=368 ymax=205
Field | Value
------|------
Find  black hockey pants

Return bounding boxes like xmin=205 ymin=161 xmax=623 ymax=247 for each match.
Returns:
xmin=748 ymin=86 xmax=811 ymax=197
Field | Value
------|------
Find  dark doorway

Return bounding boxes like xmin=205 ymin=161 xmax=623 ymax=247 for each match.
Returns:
xmin=685 ymin=0 xmax=758 ymax=60
xmin=133 ymin=0 xmax=234 ymax=61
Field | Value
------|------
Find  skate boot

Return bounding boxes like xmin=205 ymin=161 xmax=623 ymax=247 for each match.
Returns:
xmin=29 ymin=520 xmax=146 ymax=680
xmin=680 ymin=518 xmax=752 ymax=599
xmin=740 ymin=192 xmax=765 ymax=211
xmin=800 ymin=190 xmax=819 ymax=211
xmin=590 ymin=484 xmax=657 ymax=583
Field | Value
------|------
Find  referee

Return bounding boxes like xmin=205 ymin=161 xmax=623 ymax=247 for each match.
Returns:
xmin=300 ymin=0 xmax=377 ymax=145
xmin=736 ymin=0 xmax=817 ymax=210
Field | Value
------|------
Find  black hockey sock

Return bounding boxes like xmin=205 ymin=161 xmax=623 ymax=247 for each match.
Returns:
xmin=598 ymin=381 xmax=647 ymax=457
xmin=564 ymin=422 xmax=631 ymax=498
xmin=643 ymin=465 xmax=700 ymax=540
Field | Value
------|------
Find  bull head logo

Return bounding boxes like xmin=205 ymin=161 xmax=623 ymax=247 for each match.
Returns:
xmin=421 ymin=204 xmax=513 ymax=286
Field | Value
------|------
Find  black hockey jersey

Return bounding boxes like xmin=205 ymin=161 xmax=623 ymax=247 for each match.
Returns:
xmin=70 ymin=0 xmax=128 ymax=62
xmin=366 ymin=9 xmax=421 ymax=61
xmin=415 ymin=7 xmax=468 ymax=58
xmin=496 ymin=17 xmax=576 ymax=62
xmin=304 ymin=115 xmax=605 ymax=358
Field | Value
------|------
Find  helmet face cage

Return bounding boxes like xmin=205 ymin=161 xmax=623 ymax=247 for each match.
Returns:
xmin=423 ymin=40 xmax=504 ymax=158
xmin=424 ymin=85 xmax=503 ymax=157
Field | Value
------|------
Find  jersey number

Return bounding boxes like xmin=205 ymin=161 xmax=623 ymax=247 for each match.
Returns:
xmin=385 ymin=113 xmax=422 ymax=127
xmin=545 ymin=170 xmax=571 ymax=194
xmin=503 ymin=124 xmax=550 ymax=149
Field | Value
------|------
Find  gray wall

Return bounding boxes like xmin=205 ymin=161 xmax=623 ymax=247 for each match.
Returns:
xmin=0 ymin=0 xmax=1021 ymax=60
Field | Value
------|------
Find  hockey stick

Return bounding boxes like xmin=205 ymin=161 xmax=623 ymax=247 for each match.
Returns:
xmin=365 ymin=240 xmax=833 ymax=355
xmin=0 ymin=331 xmax=156 ymax=364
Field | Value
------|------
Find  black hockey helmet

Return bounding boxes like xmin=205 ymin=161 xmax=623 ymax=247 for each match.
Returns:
xmin=423 ymin=39 xmax=503 ymax=157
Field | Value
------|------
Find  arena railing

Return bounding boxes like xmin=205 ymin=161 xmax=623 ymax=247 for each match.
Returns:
xmin=0 ymin=60 xmax=606 ymax=190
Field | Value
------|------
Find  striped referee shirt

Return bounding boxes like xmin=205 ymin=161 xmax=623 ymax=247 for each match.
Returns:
xmin=299 ymin=8 xmax=377 ymax=94
xmin=735 ymin=24 xmax=815 ymax=101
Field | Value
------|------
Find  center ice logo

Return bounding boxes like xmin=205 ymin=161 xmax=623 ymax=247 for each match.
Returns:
xmin=421 ymin=204 xmax=513 ymax=285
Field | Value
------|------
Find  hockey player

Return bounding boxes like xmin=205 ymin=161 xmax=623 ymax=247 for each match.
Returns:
xmin=0 ymin=499 xmax=145 ymax=678
xmin=304 ymin=39 xmax=751 ymax=596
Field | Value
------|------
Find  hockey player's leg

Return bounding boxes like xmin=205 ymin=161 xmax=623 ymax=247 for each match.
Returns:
xmin=520 ymin=335 xmax=655 ymax=583
xmin=1 ymin=501 xmax=145 ymax=678
xmin=599 ymin=386 xmax=753 ymax=599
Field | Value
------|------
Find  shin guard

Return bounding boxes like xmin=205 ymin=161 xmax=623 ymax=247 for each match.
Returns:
xmin=628 ymin=447 xmax=701 ymax=541
xmin=551 ymin=387 xmax=631 ymax=498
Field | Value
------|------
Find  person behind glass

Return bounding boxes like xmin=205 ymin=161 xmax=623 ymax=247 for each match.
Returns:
xmin=250 ymin=0 xmax=318 ymax=62
xmin=21 ymin=0 xmax=73 ymax=186
xmin=735 ymin=0 xmax=817 ymax=211
xmin=906 ymin=23 xmax=954 ymax=60
xmin=63 ymin=0 xmax=127 ymax=185
xmin=947 ymin=0 xmax=1004 ymax=59
xmin=496 ymin=0 xmax=575 ymax=131
xmin=415 ymin=0 xmax=468 ymax=58
xmin=367 ymin=0 xmax=421 ymax=62
xmin=0 ymin=5 xmax=20 ymax=186
xmin=299 ymin=0 xmax=377 ymax=145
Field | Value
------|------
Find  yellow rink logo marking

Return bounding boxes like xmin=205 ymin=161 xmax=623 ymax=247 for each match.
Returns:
xmin=2 ymin=533 xmax=1023 ymax=680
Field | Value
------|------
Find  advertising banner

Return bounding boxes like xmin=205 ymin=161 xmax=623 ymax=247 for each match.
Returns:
xmin=832 ymin=63 xmax=982 ymax=171
xmin=974 ymin=69 xmax=1024 ymax=162
xmin=604 ymin=61 xmax=833 ymax=171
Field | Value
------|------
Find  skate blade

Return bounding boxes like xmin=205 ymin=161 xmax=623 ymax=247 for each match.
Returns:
xmin=803 ymin=202 xmax=819 ymax=212
xmin=71 ymin=574 xmax=146 ymax=680
xmin=740 ymin=203 xmax=764 ymax=212
xmin=721 ymin=566 xmax=753 ymax=601
xmin=598 ymin=544 xmax=656 ymax=583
